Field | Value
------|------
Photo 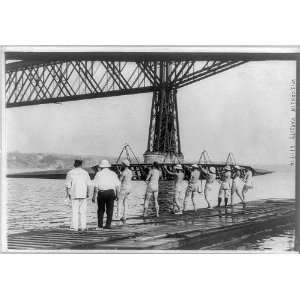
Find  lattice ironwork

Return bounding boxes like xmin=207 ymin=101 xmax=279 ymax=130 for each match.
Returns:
xmin=5 ymin=53 xmax=247 ymax=161
xmin=146 ymin=88 xmax=181 ymax=155
xmin=5 ymin=59 xmax=246 ymax=108
xmin=5 ymin=61 xmax=155 ymax=107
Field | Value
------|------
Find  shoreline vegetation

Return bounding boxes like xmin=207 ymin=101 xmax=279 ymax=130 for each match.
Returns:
xmin=7 ymin=151 xmax=118 ymax=172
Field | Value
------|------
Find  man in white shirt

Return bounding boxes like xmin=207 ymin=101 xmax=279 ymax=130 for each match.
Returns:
xmin=65 ymin=160 xmax=91 ymax=231
xmin=92 ymin=159 xmax=120 ymax=230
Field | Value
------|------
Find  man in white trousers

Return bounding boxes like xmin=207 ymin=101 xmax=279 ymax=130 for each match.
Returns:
xmin=65 ymin=159 xmax=91 ymax=231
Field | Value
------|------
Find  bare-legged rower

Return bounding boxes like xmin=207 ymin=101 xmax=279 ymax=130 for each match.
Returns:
xmin=144 ymin=161 xmax=161 ymax=217
xmin=242 ymin=169 xmax=254 ymax=203
xmin=231 ymin=165 xmax=245 ymax=207
xmin=183 ymin=164 xmax=202 ymax=212
xmin=218 ymin=165 xmax=232 ymax=208
xmin=199 ymin=165 xmax=216 ymax=208
xmin=165 ymin=164 xmax=186 ymax=214
xmin=116 ymin=159 xmax=132 ymax=222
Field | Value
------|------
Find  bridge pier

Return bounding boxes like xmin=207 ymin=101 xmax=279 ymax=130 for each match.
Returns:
xmin=158 ymin=181 xmax=176 ymax=214
xmin=147 ymin=181 xmax=176 ymax=215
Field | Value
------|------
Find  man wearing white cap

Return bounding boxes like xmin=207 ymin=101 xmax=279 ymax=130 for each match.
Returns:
xmin=92 ymin=159 xmax=120 ymax=229
xmin=116 ymin=159 xmax=133 ymax=221
xmin=199 ymin=165 xmax=216 ymax=208
xmin=165 ymin=164 xmax=187 ymax=214
xmin=183 ymin=164 xmax=202 ymax=212
xmin=218 ymin=165 xmax=232 ymax=207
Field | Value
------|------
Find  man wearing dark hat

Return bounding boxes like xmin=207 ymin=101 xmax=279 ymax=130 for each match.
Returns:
xmin=92 ymin=159 xmax=121 ymax=229
xmin=65 ymin=159 xmax=91 ymax=231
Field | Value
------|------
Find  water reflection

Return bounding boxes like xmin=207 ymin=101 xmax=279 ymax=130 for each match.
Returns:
xmin=223 ymin=227 xmax=295 ymax=251
xmin=6 ymin=167 xmax=296 ymax=251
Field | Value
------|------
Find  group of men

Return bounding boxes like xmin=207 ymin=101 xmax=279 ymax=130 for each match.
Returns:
xmin=166 ymin=163 xmax=254 ymax=215
xmin=65 ymin=159 xmax=254 ymax=232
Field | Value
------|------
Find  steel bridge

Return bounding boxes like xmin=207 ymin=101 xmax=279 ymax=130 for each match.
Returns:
xmin=5 ymin=51 xmax=297 ymax=163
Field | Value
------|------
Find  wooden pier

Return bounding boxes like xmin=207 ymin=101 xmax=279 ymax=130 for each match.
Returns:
xmin=7 ymin=198 xmax=296 ymax=251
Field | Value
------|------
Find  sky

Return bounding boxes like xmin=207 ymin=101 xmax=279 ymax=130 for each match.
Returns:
xmin=6 ymin=60 xmax=296 ymax=165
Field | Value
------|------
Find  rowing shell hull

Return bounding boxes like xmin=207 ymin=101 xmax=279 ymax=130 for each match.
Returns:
xmin=6 ymin=163 xmax=272 ymax=181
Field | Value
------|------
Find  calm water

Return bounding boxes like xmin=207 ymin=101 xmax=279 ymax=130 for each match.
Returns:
xmin=229 ymin=227 xmax=295 ymax=251
xmin=6 ymin=165 xmax=296 ymax=251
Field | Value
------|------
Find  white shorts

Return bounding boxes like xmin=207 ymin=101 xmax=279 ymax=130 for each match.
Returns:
xmin=218 ymin=188 xmax=231 ymax=198
xmin=147 ymin=182 xmax=159 ymax=193
xmin=243 ymin=184 xmax=253 ymax=192
xmin=187 ymin=181 xmax=202 ymax=193
xmin=205 ymin=182 xmax=213 ymax=192
xmin=175 ymin=182 xmax=186 ymax=192
xmin=119 ymin=186 xmax=131 ymax=198
xmin=175 ymin=189 xmax=185 ymax=200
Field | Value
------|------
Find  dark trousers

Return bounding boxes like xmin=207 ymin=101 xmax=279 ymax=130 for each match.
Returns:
xmin=97 ymin=189 xmax=115 ymax=228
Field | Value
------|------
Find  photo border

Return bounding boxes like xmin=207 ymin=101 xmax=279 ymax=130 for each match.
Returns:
xmin=1 ymin=45 xmax=299 ymax=253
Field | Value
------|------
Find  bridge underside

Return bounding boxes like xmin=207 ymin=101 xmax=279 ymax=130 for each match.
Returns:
xmin=5 ymin=58 xmax=246 ymax=107
xmin=10 ymin=51 xmax=298 ymax=163
xmin=5 ymin=51 xmax=251 ymax=163
xmin=5 ymin=51 xmax=296 ymax=109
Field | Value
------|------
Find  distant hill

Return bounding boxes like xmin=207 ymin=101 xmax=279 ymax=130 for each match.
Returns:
xmin=7 ymin=152 xmax=123 ymax=171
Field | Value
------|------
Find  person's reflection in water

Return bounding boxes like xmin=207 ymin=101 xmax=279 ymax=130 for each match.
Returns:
xmin=218 ymin=208 xmax=223 ymax=220
xmin=225 ymin=206 xmax=236 ymax=224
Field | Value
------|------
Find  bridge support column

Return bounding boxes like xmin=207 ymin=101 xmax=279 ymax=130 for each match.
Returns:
xmin=143 ymin=62 xmax=184 ymax=214
xmin=143 ymin=76 xmax=184 ymax=163
xmin=144 ymin=87 xmax=184 ymax=213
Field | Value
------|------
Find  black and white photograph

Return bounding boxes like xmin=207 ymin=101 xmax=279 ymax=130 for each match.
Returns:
xmin=1 ymin=46 xmax=298 ymax=252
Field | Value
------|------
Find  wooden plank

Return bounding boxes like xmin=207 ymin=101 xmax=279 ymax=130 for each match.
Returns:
xmin=7 ymin=199 xmax=296 ymax=251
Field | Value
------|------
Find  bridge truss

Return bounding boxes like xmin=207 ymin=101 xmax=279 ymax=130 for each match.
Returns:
xmin=5 ymin=58 xmax=245 ymax=108
xmin=5 ymin=51 xmax=250 ymax=162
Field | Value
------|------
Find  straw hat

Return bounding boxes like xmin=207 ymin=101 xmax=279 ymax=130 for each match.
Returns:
xmin=224 ymin=165 xmax=231 ymax=171
xmin=209 ymin=166 xmax=216 ymax=174
xmin=234 ymin=165 xmax=241 ymax=170
xmin=191 ymin=164 xmax=199 ymax=169
xmin=122 ymin=159 xmax=130 ymax=167
xmin=174 ymin=164 xmax=183 ymax=170
xmin=98 ymin=159 xmax=111 ymax=168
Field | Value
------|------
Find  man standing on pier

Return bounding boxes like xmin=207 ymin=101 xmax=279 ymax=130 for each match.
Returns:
xmin=144 ymin=161 xmax=161 ymax=217
xmin=217 ymin=165 xmax=232 ymax=208
xmin=117 ymin=159 xmax=133 ymax=222
xmin=183 ymin=164 xmax=202 ymax=212
xmin=92 ymin=159 xmax=120 ymax=230
xmin=231 ymin=165 xmax=245 ymax=206
xmin=65 ymin=159 xmax=92 ymax=232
